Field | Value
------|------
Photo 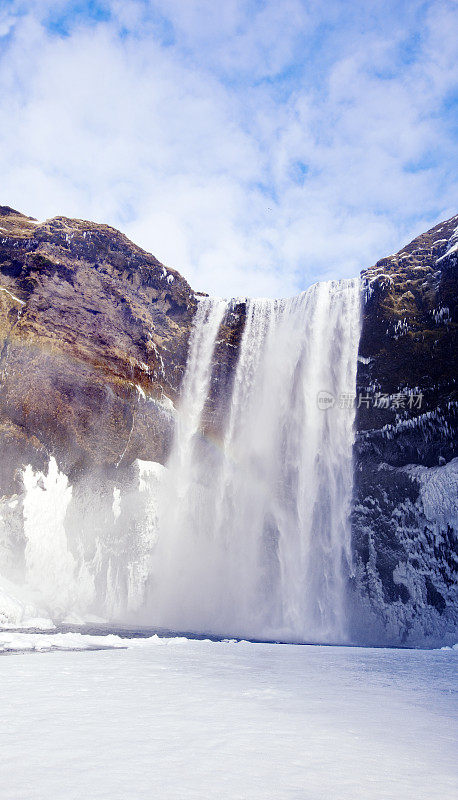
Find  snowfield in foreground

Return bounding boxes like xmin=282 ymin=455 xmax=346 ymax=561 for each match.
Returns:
xmin=0 ymin=635 xmax=456 ymax=800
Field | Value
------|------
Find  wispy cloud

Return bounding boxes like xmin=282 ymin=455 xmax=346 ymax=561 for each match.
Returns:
xmin=0 ymin=0 xmax=457 ymax=297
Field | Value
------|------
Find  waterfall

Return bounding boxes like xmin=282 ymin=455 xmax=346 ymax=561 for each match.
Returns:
xmin=0 ymin=281 xmax=361 ymax=641
xmin=150 ymin=297 xmax=228 ymax=619
xmin=149 ymin=279 xmax=361 ymax=643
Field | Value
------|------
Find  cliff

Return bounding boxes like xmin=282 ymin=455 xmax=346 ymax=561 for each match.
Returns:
xmin=0 ymin=204 xmax=456 ymax=644
xmin=0 ymin=206 xmax=197 ymax=492
xmin=351 ymin=214 xmax=458 ymax=645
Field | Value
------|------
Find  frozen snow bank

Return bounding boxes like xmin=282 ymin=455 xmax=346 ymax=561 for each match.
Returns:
xmin=0 ymin=638 xmax=456 ymax=800
xmin=0 ymin=577 xmax=56 ymax=630
xmin=2 ymin=627 xmax=458 ymax=655
xmin=0 ymin=629 xmax=202 ymax=652
xmin=0 ymin=631 xmax=122 ymax=652
xmin=0 ymin=631 xmax=165 ymax=652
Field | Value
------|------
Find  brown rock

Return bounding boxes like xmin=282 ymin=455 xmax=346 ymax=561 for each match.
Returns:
xmin=0 ymin=206 xmax=197 ymax=491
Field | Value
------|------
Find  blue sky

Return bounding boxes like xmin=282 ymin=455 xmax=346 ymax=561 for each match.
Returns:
xmin=0 ymin=0 xmax=457 ymax=296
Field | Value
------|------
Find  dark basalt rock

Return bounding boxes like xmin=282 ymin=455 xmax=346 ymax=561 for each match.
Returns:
xmin=350 ymin=214 xmax=458 ymax=646
xmin=201 ymin=300 xmax=247 ymax=440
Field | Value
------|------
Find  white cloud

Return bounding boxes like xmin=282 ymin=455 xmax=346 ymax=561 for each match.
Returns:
xmin=0 ymin=0 xmax=456 ymax=298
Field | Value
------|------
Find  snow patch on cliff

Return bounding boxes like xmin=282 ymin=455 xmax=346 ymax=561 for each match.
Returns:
xmin=0 ymin=285 xmax=25 ymax=304
xmin=402 ymin=458 xmax=458 ymax=535
xmin=436 ymin=222 xmax=458 ymax=262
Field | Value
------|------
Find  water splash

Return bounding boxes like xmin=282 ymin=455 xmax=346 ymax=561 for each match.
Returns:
xmin=150 ymin=279 xmax=361 ymax=642
xmin=22 ymin=459 xmax=77 ymax=615
xmin=149 ymin=297 xmax=228 ymax=622
xmin=0 ymin=283 xmax=361 ymax=641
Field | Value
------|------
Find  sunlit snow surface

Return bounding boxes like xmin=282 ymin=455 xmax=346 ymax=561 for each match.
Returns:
xmin=1 ymin=634 xmax=457 ymax=800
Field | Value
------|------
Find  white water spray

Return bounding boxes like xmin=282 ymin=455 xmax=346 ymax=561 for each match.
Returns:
xmin=0 ymin=282 xmax=361 ymax=641
xmin=150 ymin=279 xmax=361 ymax=642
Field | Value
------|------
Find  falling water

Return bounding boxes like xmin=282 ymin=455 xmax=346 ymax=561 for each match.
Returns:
xmin=150 ymin=279 xmax=361 ymax=642
xmin=151 ymin=297 xmax=228 ymax=615
xmin=0 ymin=281 xmax=361 ymax=641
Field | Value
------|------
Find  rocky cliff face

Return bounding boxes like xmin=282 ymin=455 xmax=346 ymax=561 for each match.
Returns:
xmin=0 ymin=204 xmax=456 ymax=643
xmin=0 ymin=206 xmax=198 ymax=493
xmin=350 ymin=215 xmax=458 ymax=646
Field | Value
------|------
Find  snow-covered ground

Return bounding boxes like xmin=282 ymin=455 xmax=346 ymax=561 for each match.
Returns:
xmin=0 ymin=634 xmax=456 ymax=800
